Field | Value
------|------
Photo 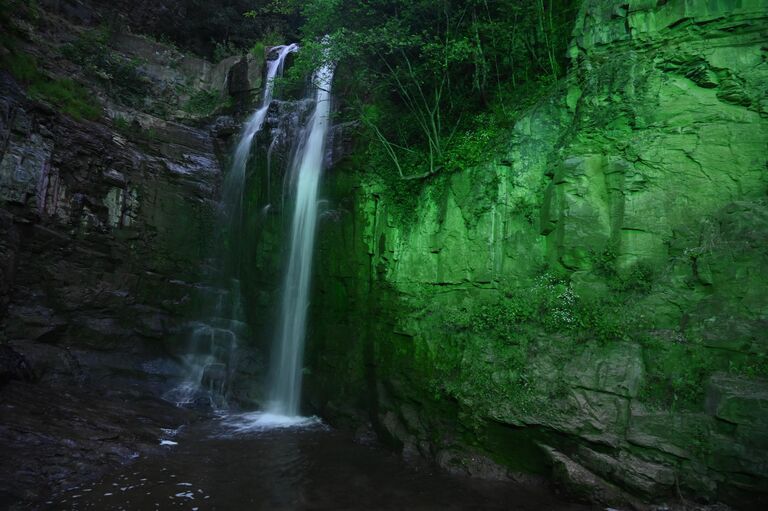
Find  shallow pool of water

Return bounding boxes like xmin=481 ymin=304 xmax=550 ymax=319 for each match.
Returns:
xmin=48 ymin=413 xmax=594 ymax=510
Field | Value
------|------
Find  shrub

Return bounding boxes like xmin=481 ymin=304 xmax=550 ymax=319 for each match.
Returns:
xmin=212 ymin=40 xmax=243 ymax=62
xmin=29 ymin=78 xmax=101 ymax=120
xmin=1 ymin=51 xmax=101 ymax=120
xmin=4 ymin=50 xmax=37 ymax=81
xmin=183 ymin=89 xmax=232 ymax=116
xmin=250 ymin=41 xmax=266 ymax=60
xmin=447 ymin=270 xmax=647 ymax=346
xmin=61 ymin=26 xmax=149 ymax=103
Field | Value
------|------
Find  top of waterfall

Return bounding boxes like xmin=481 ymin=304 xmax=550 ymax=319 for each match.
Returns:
xmin=266 ymin=44 xmax=299 ymax=62
xmin=224 ymin=41 xmax=299 ymax=212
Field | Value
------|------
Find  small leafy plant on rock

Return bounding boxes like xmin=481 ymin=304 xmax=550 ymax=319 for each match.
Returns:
xmin=1 ymin=51 xmax=101 ymax=120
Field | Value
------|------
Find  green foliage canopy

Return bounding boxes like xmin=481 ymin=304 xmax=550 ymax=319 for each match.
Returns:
xmin=285 ymin=0 xmax=578 ymax=179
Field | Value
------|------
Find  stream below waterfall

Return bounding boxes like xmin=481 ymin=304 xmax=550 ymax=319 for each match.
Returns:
xmin=47 ymin=415 xmax=594 ymax=511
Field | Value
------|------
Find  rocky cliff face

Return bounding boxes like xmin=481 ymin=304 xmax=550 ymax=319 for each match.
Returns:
xmin=0 ymin=0 xmax=271 ymax=384
xmin=0 ymin=29 xmax=218 ymax=389
xmin=300 ymin=1 xmax=768 ymax=508
xmin=0 ymin=2 xmax=266 ymax=504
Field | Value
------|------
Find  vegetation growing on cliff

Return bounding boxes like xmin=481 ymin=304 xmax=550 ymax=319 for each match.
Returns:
xmin=282 ymin=0 xmax=578 ymax=182
xmin=0 ymin=51 xmax=101 ymax=120
xmin=61 ymin=27 xmax=150 ymax=105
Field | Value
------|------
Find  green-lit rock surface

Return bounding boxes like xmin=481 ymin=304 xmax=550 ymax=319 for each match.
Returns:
xmin=291 ymin=0 xmax=768 ymax=507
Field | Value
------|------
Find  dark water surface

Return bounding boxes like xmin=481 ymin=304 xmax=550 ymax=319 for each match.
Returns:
xmin=47 ymin=413 xmax=593 ymax=511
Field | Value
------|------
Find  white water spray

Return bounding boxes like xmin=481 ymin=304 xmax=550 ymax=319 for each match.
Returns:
xmin=268 ymin=56 xmax=335 ymax=417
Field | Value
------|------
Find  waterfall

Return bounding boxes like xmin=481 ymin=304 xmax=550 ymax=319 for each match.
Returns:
xmin=222 ymin=44 xmax=298 ymax=234
xmin=268 ymin=58 xmax=335 ymax=417
xmin=167 ymin=44 xmax=296 ymax=409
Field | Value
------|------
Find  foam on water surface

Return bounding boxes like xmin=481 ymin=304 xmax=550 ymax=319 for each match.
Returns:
xmin=217 ymin=411 xmax=324 ymax=434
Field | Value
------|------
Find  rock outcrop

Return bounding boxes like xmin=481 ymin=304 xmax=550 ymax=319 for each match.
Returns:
xmin=0 ymin=68 xmax=219 ymax=383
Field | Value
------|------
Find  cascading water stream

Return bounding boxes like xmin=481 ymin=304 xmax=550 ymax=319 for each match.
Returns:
xmin=167 ymin=45 xmax=296 ymax=409
xmin=267 ymin=57 xmax=335 ymax=417
xmin=222 ymin=44 xmax=298 ymax=235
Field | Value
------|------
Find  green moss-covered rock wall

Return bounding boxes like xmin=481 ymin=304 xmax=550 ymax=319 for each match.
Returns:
xmin=301 ymin=0 xmax=768 ymax=507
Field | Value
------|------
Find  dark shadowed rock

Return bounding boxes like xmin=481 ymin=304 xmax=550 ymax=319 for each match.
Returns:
xmin=0 ymin=345 xmax=33 ymax=385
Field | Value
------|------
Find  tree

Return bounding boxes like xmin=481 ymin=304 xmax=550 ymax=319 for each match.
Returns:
xmin=289 ymin=0 xmax=579 ymax=179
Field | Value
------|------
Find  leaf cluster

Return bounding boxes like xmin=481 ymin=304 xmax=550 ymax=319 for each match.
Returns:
xmin=291 ymin=0 xmax=579 ymax=179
